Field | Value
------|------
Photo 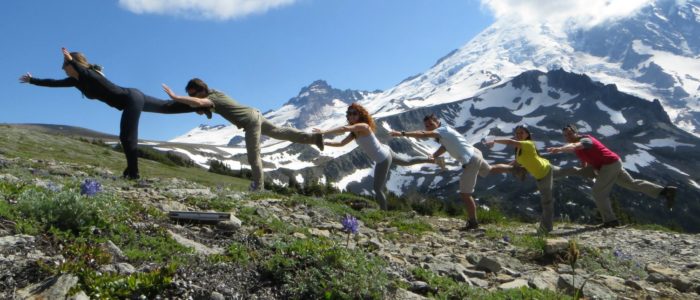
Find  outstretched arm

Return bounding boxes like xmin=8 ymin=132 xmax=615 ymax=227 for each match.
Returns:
xmin=162 ymin=84 xmax=214 ymax=108
xmin=389 ymin=130 xmax=439 ymax=139
xmin=485 ymin=138 xmax=521 ymax=148
xmin=546 ymin=142 xmax=583 ymax=154
xmin=313 ymin=123 xmax=370 ymax=136
xmin=20 ymin=72 xmax=76 ymax=87
xmin=324 ymin=134 xmax=356 ymax=147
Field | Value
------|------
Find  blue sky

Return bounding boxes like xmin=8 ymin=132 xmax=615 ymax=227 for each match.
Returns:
xmin=2 ymin=0 xmax=494 ymax=140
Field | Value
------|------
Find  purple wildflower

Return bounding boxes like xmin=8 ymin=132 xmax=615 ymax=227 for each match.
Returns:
xmin=341 ymin=215 xmax=359 ymax=234
xmin=613 ymin=249 xmax=622 ymax=258
xmin=80 ymin=179 xmax=102 ymax=196
xmin=503 ymin=235 xmax=511 ymax=243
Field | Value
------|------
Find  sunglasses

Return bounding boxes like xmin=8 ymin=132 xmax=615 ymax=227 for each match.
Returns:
xmin=346 ymin=110 xmax=359 ymax=117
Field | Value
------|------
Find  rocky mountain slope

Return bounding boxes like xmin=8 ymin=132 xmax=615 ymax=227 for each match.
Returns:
xmin=0 ymin=126 xmax=699 ymax=299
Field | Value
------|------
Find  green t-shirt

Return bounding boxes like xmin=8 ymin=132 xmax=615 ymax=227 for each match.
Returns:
xmin=515 ymin=140 xmax=551 ymax=180
xmin=207 ymin=90 xmax=258 ymax=129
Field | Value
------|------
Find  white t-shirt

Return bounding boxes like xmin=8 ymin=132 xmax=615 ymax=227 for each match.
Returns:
xmin=434 ymin=126 xmax=474 ymax=165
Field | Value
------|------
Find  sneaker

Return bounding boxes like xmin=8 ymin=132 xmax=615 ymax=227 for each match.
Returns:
xmin=662 ymin=186 xmax=677 ymax=210
xmin=600 ymin=219 xmax=621 ymax=228
xmin=461 ymin=219 xmax=479 ymax=231
xmin=435 ymin=156 xmax=448 ymax=171
xmin=122 ymin=168 xmax=140 ymax=180
xmin=314 ymin=133 xmax=325 ymax=151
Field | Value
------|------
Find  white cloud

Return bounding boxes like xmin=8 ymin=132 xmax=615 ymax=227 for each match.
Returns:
xmin=118 ymin=0 xmax=297 ymax=21
xmin=480 ymin=0 xmax=655 ymax=29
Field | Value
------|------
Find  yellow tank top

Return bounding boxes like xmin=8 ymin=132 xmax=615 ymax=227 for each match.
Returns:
xmin=515 ymin=140 xmax=551 ymax=180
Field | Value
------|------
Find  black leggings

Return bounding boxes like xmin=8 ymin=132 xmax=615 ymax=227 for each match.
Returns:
xmin=119 ymin=88 xmax=195 ymax=178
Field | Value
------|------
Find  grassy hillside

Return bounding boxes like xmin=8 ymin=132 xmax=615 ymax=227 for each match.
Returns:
xmin=0 ymin=124 xmax=249 ymax=189
xmin=2 ymin=124 xmax=696 ymax=299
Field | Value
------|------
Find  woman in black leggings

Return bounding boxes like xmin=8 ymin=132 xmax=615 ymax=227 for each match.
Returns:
xmin=19 ymin=48 xmax=208 ymax=179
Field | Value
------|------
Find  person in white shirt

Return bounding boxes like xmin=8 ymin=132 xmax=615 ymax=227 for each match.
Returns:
xmin=390 ymin=114 xmax=491 ymax=230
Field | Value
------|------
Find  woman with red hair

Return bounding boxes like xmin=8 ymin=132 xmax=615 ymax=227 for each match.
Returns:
xmin=314 ymin=103 xmax=435 ymax=210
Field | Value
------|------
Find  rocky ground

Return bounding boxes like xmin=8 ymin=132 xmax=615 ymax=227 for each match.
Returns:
xmin=1 ymin=155 xmax=699 ymax=299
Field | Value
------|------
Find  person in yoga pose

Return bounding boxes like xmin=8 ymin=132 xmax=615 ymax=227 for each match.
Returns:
xmin=389 ymin=114 xmax=491 ymax=230
xmin=162 ymin=78 xmax=325 ymax=191
xmin=547 ymin=124 xmax=677 ymax=228
xmin=485 ymin=125 xmax=560 ymax=233
xmin=313 ymin=103 xmax=435 ymax=210
xmin=19 ymin=48 xmax=206 ymax=179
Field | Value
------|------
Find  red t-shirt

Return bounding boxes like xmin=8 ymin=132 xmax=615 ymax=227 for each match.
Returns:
xmin=574 ymin=135 xmax=620 ymax=170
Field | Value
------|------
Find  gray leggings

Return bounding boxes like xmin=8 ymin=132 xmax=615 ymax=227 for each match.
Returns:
xmin=374 ymin=151 xmax=433 ymax=210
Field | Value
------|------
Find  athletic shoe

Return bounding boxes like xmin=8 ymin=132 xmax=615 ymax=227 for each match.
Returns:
xmin=461 ymin=219 xmax=479 ymax=231
xmin=435 ymin=157 xmax=448 ymax=171
xmin=314 ymin=133 xmax=325 ymax=151
xmin=600 ymin=219 xmax=621 ymax=228
xmin=662 ymin=186 xmax=677 ymax=210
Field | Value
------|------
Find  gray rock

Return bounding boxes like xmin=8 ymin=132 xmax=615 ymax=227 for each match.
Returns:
xmin=529 ymin=273 xmax=558 ymax=291
xmin=463 ymin=269 xmax=487 ymax=279
xmin=16 ymin=274 xmax=79 ymax=300
xmin=468 ymin=277 xmax=489 ymax=288
xmin=558 ymin=274 xmax=616 ymax=300
xmin=670 ymin=276 xmax=694 ymax=292
xmin=0 ymin=235 xmax=35 ymax=248
xmin=545 ymin=238 xmax=569 ymax=254
xmin=394 ymin=288 xmax=428 ymax=300
xmin=104 ymin=240 xmax=126 ymax=261
xmin=0 ymin=174 xmax=20 ymax=183
xmin=309 ymin=228 xmax=331 ymax=238
xmin=99 ymin=264 xmax=117 ymax=274
xmin=646 ymin=273 xmax=669 ymax=283
xmin=69 ymin=290 xmax=90 ymax=300
xmin=210 ymin=291 xmax=226 ymax=300
xmin=597 ymin=275 xmax=627 ymax=293
xmin=116 ymin=262 xmax=136 ymax=275
xmin=499 ymin=279 xmax=529 ymax=290
xmin=167 ymin=230 xmax=223 ymax=256
xmin=476 ymin=256 xmax=502 ymax=273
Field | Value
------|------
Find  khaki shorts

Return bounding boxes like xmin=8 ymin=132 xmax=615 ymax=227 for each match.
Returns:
xmin=459 ymin=149 xmax=491 ymax=194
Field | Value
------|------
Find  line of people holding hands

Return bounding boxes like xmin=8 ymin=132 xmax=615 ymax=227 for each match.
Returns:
xmin=20 ymin=48 xmax=677 ymax=233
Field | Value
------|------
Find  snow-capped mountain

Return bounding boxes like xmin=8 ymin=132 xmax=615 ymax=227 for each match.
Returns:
xmin=366 ymin=0 xmax=700 ymax=135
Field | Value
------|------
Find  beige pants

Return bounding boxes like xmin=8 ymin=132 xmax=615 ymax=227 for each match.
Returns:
xmin=244 ymin=111 xmax=317 ymax=189
xmin=459 ymin=149 xmax=491 ymax=194
xmin=559 ymin=161 xmax=663 ymax=222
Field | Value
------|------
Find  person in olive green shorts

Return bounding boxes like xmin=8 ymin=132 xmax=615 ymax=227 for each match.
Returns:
xmin=162 ymin=78 xmax=324 ymax=191
xmin=485 ymin=125 xmax=559 ymax=233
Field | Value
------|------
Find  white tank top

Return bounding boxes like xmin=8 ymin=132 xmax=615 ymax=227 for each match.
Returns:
xmin=355 ymin=132 xmax=390 ymax=162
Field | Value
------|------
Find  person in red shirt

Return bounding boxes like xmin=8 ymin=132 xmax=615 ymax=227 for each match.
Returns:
xmin=547 ymin=124 xmax=676 ymax=228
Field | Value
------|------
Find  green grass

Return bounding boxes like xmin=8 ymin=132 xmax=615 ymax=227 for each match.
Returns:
xmin=0 ymin=125 xmax=249 ymax=189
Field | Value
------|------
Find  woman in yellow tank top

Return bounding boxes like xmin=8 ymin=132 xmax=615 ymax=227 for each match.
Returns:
xmin=485 ymin=125 xmax=559 ymax=233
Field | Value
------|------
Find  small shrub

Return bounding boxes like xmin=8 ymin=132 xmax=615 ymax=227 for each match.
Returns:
xmin=15 ymin=188 xmax=128 ymax=232
xmin=263 ymin=238 xmax=388 ymax=299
